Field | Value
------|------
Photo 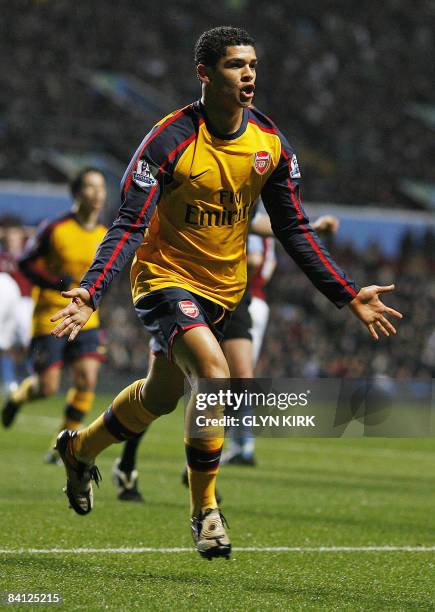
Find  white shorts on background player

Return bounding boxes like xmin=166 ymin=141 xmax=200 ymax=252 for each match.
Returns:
xmin=0 ymin=273 xmax=21 ymax=350
xmin=15 ymin=296 xmax=33 ymax=347
xmin=246 ymin=232 xmax=275 ymax=366
xmin=248 ymin=295 xmax=270 ymax=366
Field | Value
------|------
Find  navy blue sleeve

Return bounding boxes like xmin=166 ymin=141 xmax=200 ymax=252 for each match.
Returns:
xmin=261 ymin=133 xmax=359 ymax=308
xmin=80 ymin=106 xmax=197 ymax=309
xmin=80 ymin=148 xmax=162 ymax=309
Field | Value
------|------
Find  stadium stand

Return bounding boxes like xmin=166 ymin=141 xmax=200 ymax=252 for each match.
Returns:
xmin=1 ymin=0 xmax=434 ymax=207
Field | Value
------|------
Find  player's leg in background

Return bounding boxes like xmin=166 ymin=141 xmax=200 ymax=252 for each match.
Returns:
xmin=220 ymin=337 xmax=256 ymax=465
xmin=0 ymin=350 xmax=17 ymax=395
xmin=112 ymin=430 xmax=147 ymax=502
xmin=2 ymin=330 xmax=66 ymax=429
xmin=0 ymin=273 xmax=23 ymax=395
xmin=45 ymin=356 xmax=101 ymax=464
xmin=249 ymin=295 xmax=270 ymax=367
xmin=14 ymin=294 xmax=34 ymax=380
xmin=2 ymin=294 xmax=34 ymax=395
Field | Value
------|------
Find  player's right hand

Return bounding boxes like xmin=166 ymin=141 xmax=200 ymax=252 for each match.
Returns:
xmin=50 ymin=288 xmax=93 ymax=342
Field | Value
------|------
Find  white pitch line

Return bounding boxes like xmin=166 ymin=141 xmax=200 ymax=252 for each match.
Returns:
xmin=0 ymin=546 xmax=434 ymax=554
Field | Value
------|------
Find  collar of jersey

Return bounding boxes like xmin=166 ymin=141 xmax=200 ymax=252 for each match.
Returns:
xmin=198 ymin=100 xmax=248 ymax=141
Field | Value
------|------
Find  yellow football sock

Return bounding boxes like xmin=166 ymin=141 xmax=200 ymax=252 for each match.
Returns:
xmin=50 ymin=389 xmax=96 ymax=450
xmin=73 ymin=379 xmax=159 ymax=464
xmin=184 ymin=392 xmax=225 ymax=515
xmin=185 ymin=437 xmax=224 ymax=516
xmin=62 ymin=388 xmax=95 ymax=429
xmin=72 ymin=413 xmax=117 ymax=464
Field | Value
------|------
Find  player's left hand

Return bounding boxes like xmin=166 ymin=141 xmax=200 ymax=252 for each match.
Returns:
xmin=50 ymin=288 xmax=93 ymax=342
xmin=348 ymin=284 xmax=403 ymax=340
xmin=312 ymin=215 xmax=340 ymax=235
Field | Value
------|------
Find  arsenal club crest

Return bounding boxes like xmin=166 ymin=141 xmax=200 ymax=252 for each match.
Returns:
xmin=178 ymin=300 xmax=199 ymax=318
xmin=253 ymin=151 xmax=271 ymax=175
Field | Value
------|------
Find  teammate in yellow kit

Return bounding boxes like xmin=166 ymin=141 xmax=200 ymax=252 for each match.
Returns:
xmin=51 ymin=27 xmax=402 ymax=560
xmin=2 ymin=169 xmax=107 ymax=462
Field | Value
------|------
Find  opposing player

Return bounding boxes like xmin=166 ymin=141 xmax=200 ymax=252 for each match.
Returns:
xmin=50 ymin=27 xmax=402 ymax=560
xmin=1 ymin=169 xmax=107 ymax=462
xmin=221 ymin=209 xmax=339 ymax=465
xmin=0 ymin=272 xmax=22 ymax=392
xmin=0 ymin=220 xmax=34 ymax=391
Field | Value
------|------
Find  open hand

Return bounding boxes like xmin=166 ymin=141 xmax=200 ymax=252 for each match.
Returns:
xmin=50 ymin=288 xmax=93 ymax=342
xmin=348 ymin=285 xmax=403 ymax=340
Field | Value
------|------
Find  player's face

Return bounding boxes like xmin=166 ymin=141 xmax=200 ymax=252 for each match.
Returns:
xmin=208 ymin=45 xmax=257 ymax=108
xmin=77 ymin=172 xmax=107 ymax=212
xmin=4 ymin=227 xmax=24 ymax=255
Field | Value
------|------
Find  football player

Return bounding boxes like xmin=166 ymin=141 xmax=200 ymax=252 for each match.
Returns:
xmin=51 ymin=27 xmax=402 ymax=560
xmin=2 ymin=169 xmax=107 ymax=462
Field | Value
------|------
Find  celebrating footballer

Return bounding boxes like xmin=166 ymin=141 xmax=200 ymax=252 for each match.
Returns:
xmin=50 ymin=26 xmax=402 ymax=560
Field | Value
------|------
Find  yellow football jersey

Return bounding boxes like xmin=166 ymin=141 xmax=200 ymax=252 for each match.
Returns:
xmin=81 ymin=102 xmax=358 ymax=313
xmin=131 ymin=115 xmax=281 ymax=310
xmin=20 ymin=213 xmax=106 ymax=336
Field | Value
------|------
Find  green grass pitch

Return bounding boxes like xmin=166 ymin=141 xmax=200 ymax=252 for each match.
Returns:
xmin=0 ymin=394 xmax=434 ymax=610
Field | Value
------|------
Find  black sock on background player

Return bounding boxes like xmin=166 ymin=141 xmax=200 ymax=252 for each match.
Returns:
xmin=118 ymin=430 xmax=146 ymax=473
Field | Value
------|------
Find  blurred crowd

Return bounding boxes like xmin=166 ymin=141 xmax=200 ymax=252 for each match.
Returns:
xmin=2 ymin=0 xmax=434 ymax=205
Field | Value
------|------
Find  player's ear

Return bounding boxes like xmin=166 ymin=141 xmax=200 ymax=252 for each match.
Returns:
xmin=197 ymin=63 xmax=211 ymax=84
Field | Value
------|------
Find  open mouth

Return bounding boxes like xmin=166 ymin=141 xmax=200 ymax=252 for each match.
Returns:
xmin=240 ymin=84 xmax=255 ymax=100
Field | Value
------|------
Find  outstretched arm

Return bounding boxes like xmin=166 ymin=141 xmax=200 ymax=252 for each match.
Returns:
xmin=261 ymin=137 xmax=358 ymax=308
xmin=251 ymin=212 xmax=339 ymax=237
xmin=348 ymin=284 xmax=403 ymax=340
xmin=261 ymin=131 xmax=403 ymax=335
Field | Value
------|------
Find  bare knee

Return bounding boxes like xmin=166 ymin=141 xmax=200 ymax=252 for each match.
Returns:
xmin=173 ymin=326 xmax=230 ymax=380
xmin=74 ymin=369 xmax=98 ymax=392
xmin=195 ymin=357 xmax=230 ymax=379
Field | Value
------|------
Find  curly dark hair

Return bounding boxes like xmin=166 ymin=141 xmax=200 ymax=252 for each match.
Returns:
xmin=194 ymin=26 xmax=255 ymax=67
xmin=70 ymin=167 xmax=105 ymax=198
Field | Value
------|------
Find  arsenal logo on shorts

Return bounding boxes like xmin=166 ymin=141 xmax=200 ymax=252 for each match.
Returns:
xmin=253 ymin=151 xmax=271 ymax=175
xmin=178 ymin=300 xmax=199 ymax=318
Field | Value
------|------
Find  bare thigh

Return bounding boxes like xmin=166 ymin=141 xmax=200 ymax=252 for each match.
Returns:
xmin=222 ymin=338 xmax=253 ymax=378
xmin=38 ymin=366 xmax=62 ymax=397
